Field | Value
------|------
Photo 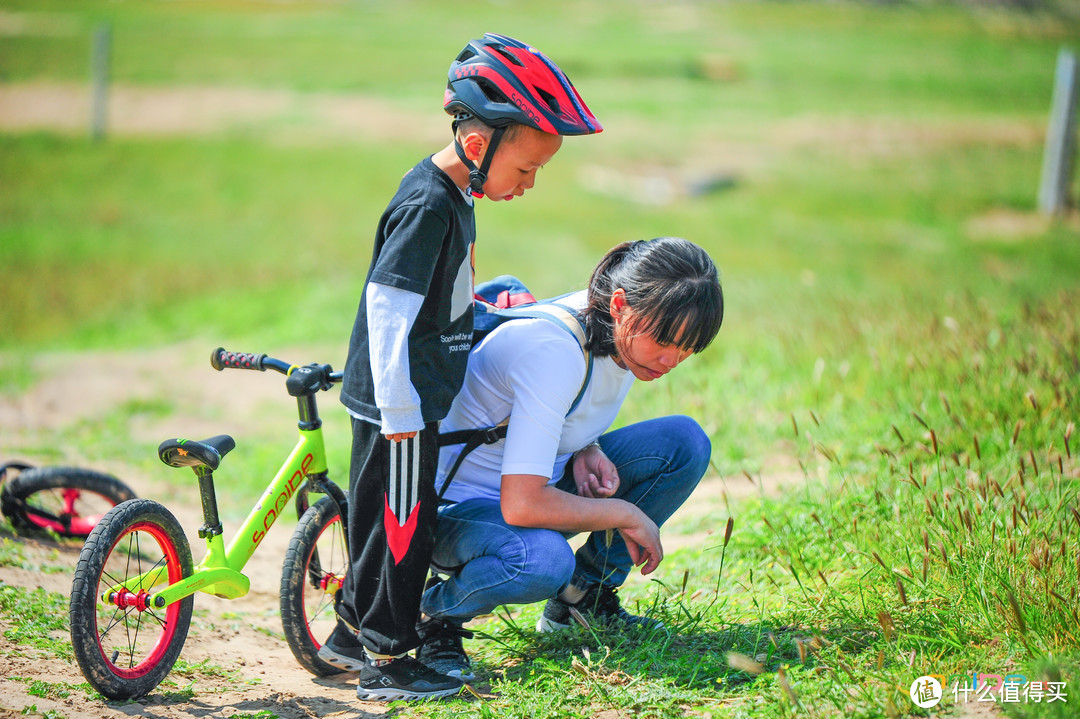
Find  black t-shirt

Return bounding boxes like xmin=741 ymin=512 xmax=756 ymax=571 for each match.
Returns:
xmin=340 ymin=156 xmax=476 ymax=424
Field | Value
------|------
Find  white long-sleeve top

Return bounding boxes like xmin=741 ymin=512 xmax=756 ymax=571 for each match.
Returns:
xmin=349 ymin=281 xmax=425 ymax=434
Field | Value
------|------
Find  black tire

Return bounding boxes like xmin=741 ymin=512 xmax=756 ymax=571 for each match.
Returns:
xmin=70 ymin=499 xmax=194 ymax=700
xmin=280 ymin=496 xmax=347 ymax=676
xmin=1 ymin=466 xmax=137 ymax=538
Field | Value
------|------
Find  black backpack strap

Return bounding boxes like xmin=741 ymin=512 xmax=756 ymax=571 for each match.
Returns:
xmin=436 ymin=422 xmax=508 ymax=500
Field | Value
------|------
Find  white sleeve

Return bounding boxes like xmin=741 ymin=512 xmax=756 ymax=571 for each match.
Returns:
xmin=366 ymin=282 xmax=425 ymax=435
xmin=495 ymin=325 xmax=586 ymax=478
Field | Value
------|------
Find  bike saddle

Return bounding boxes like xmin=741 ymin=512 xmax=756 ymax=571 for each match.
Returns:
xmin=158 ymin=435 xmax=236 ymax=471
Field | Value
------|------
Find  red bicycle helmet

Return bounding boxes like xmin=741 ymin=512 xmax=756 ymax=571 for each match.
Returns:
xmin=445 ymin=33 xmax=602 ymax=136
xmin=444 ymin=33 xmax=602 ymax=196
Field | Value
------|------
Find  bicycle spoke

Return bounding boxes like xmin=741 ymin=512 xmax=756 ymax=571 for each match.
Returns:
xmin=130 ymin=531 xmax=140 ymax=578
xmin=100 ymin=601 xmax=169 ymax=637
xmin=313 ymin=595 xmax=332 ymax=619
xmin=144 ymin=608 xmax=168 ymax=629
xmin=98 ymin=606 xmax=129 ymax=642
xmin=100 ymin=555 xmax=168 ymax=593
xmin=129 ymin=609 xmax=141 ymax=669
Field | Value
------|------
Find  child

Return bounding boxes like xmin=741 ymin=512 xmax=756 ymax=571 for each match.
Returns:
xmin=320 ymin=33 xmax=602 ymax=701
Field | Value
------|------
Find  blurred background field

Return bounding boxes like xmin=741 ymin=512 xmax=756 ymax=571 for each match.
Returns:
xmin=3 ymin=0 xmax=1078 ymax=463
xmin=2 ymin=1 xmax=1080 ymax=717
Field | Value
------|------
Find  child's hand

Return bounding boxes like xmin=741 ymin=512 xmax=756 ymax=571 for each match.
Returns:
xmin=385 ymin=431 xmax=418 ymax=442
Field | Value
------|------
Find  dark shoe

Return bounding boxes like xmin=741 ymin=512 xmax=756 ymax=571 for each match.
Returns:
xmin=537 ymin=584 xmax=664 ymax=632
xmin=317 ymin=623 xmax=368 ymax=672
xmin=357 ymin=655 xmax=463 ymax=701
xmin=416 ymin=618 xmax=475 ymax=681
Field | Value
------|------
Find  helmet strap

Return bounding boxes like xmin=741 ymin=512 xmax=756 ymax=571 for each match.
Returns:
xmin=453 ymin=125 xmax=506 ymax=198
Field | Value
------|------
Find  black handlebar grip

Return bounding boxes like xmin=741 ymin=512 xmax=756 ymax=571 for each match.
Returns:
xmin=211 ymin=347 xmax=268 ymax=372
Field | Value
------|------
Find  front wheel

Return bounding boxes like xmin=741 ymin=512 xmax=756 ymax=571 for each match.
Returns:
xmin=1 ymin=466 xmax=137 ymax=537
xmin=70 ymin=499 xmax=194 ymax=700
xmin=280 ymin=496 xmax=347 ymax=676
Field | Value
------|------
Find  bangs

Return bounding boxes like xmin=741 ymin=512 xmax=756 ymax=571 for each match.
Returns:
xmin=633 ymin=282 xmax=723 ymax=354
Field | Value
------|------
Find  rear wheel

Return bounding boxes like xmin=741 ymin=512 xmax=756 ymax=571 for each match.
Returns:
xmin=69 ymin=499 xmax=193 ymax=700
xmin=280 ymin=496 xmax=347 ymax=676
xmin=1 ymin=466 xmax=136 ymax=537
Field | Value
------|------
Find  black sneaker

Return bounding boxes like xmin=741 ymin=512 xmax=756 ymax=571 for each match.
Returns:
xmin=416 ymin=618 xmax=475 ymax=681
xmin=317 ymin=623 xmax=368 ymax=672
xmin=537 ymin=584 xmax=664 ymax=632
xmin=357 ymin=655 xmax=463 ymax=701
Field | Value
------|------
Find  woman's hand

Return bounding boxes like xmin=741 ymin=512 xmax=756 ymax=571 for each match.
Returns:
xmin=499 ymin=473 xmax=663 ymax=575
xmin=572 ymin=444 xmax=620 ymax=498
xmin=617 ymin=511 xmax=663 ymax=575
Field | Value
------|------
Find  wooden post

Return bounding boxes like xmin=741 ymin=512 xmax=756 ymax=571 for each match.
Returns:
xmin=90 ymin=23 xmax=111 ymax=142
xmin=1038 ymin=48 xmax=1079 ymax=216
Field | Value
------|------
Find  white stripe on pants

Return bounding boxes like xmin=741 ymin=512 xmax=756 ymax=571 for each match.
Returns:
xmin=388 ymin=436 xmax=420 ymax=526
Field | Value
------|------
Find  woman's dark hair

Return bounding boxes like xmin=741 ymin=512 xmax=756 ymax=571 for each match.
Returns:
xmin=582 ymin=237 xmax=723 ymax=358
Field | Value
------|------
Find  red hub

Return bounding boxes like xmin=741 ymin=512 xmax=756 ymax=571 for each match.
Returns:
xmin=109 ymin=589 xmax=152 ymax=612
xmin=319 ymin=574 xmax=344 ymax=593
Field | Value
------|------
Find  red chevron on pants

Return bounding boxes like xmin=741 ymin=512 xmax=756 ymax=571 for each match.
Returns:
xmin=384 ymin=435 xmax=421 ymax=564
xmin=384 ymin=493 xmax=420 ymax=564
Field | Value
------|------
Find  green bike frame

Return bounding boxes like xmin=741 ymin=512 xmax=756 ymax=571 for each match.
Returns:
xmin=152 ymin=428 xmax=327 ymax=607
xmin=101 ymin=355 xmax=342 ymax=612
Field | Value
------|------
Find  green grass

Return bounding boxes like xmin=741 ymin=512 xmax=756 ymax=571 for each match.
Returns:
xmin=0 ymin=539 xmax=70 ymax=573
xmin=18 ymin=707 xmax=67 ymax=719
xmin=2 ymin=0 xmax=1080 ymax=716
xmin=0 ymin=584 xmax=72 ymax=661
xmin=9 ymin=677 xmax=102 ymax=702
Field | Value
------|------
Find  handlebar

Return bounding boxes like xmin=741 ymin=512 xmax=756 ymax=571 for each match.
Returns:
xmin=210 ymin=347 xmax=343 ymax=384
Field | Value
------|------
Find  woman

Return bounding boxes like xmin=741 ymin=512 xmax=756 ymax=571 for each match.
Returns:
xmin=416 ymin=236 xmax=724 ymax=680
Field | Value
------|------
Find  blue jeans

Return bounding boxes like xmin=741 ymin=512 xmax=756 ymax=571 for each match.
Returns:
xmin=420 ymin=415 xmax=710 ymax=624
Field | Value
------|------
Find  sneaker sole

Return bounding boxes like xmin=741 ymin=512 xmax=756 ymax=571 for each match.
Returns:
xmin=317 ymin=645 xmax=367 ymax=672
xmin=357 ymin=684 xmax=463 ymax=701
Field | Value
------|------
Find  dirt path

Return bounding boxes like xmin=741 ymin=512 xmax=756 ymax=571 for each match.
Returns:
xmin=0 ymin=82 xmax=445 ymax=144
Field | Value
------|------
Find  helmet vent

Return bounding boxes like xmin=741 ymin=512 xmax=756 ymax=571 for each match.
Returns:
xmin=491 ymin=45 xmax=526 ymax=67
xmin=534 ymin=86 xmax=560 ymax=114
xmin=476 ymin=78 xmax=509 ymax=105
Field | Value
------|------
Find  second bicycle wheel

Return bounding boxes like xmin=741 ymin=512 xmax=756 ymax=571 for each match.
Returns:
xmin=1 ymin=466 xmax=137 ymax=538
xmin=280 ymin=496 xmax=347 ymax=676
xmin=70 ymin=499 xmax=194 ymax=700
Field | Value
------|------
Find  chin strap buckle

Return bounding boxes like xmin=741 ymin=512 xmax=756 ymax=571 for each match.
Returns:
xmin=452 ymin=124 xmax=507 ymax=198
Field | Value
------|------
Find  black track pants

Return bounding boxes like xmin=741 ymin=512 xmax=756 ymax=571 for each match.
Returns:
xmin=336 ymin=417 xmax=439 ymax=655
